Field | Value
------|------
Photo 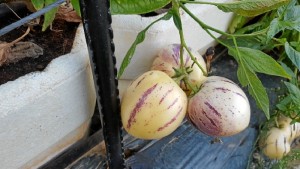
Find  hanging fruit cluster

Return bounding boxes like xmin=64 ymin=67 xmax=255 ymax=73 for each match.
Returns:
xmin=121 ymin=44 xmax=251 ymax=139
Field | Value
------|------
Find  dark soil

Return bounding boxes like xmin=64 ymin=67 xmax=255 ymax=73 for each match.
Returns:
xmin=0 ymin=10 xmax=79 ymax=85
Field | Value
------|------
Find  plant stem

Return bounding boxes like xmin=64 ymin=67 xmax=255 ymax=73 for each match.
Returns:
xmin=183 ymin=78 xmax=197 ymax=93
xmin=233 ymin=28 xmax=268 ymax=37
xmin=180 ymin=0 xmax=221 ymax=6
xmin=172 ymin=0 xmax=185 ymax=69
xmin=173 ymin=0 xmax=207 ymax=75
xmin=179 ymin=26 xmax=185 ymax=69
xmin=182 ymin=44 xmax=207 ymax=76
xmin=179 ymin=3 xmax=229 ymax=47
xmin=180 ymin=3 xmax=266 ymax=38
xmin=232 ymin=36 xmax=242 ymax=61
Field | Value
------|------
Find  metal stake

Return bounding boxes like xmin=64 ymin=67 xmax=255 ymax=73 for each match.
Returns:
xmin=79 ymin=0 xmax=125 ymax=168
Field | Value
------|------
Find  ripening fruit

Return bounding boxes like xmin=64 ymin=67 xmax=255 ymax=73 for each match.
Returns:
xmin=151 ymin=44 xmax=207 ymax=93
xmin=121 ymin=70 xmax=187 ymax=139
xmin=262 ymin=127 xmax=291 ymax=159
xmin=260 ymin=116 xmax=300 ymax=160
xmin=188 ymin=76 xmax=250 ymax=137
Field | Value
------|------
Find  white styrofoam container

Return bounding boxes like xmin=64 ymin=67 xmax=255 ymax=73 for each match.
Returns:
xmin=112 ymin=0 xmax=233 ymax=79
xmin=0 ymin=25 xmax=96 ymax=169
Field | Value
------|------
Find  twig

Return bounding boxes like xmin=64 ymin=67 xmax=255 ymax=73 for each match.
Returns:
xmin=4 ymin=3 xmax=22 ymax=19
xmin=0 ymin=27 xmax=30 ymax=50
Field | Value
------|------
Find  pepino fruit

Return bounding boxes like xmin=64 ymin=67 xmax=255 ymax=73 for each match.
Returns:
xmin=121 ymin=70 xmax=188 ymax=139
xmin=151 ymin=44 xmax=207 ymax=93
xmin=188 ymin=76 xmax=250 ymax=137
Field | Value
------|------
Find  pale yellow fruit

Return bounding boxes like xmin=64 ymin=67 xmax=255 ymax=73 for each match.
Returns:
xmin=261 ymin=116 xmax=300 ymax=160
xmin=262 ymin=128 xmax=290 ymax=160
xmin=121 ymin=70 xmax=187 ymax=139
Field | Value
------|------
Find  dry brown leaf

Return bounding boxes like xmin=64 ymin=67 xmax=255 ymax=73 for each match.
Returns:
xmin=0 ymin=27 xmax=43 ymax=66
xmin=0 ymin=41 xmax=43 ymax=66
xmin=56 ymin=4 xmax=81 ymax=23
xmin=7 ymin=42 xmax=43 ymax=63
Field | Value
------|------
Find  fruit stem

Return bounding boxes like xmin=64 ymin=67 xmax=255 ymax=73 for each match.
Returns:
xmin=183 ymin=44 xmax=207 ymax=76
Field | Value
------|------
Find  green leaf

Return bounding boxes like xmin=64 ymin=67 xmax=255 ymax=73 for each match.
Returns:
xmin=229 ymin=47 xmax=290 ymax=78
xmin=110 ymin=0 xmax=171 ymax=14
xmin=285 ymin=42 xmax=300 ymax=70
xmin=290 ymin=41 xmax=300 ymax=51
xmin=229 ymin=47 xmax=270 ymax=118
xmin=216 ymin=0 xmax=290 ymax=17
xmin=267 ymin=3 xmax=300 ymax=40
xmin=280 ymin=61 xmax=298 ymax=85
xmin=284 ymin=82 xmax=300 ymax=105
xmin=237 ymin=64 xmax=270 ymax=119
xmin=282 ymin=20 xmax=300 ymax=32
xmin=280 ymin=62 xmax=294 ymax=77
xmin=117 ymin=12 xmax=172 ymax=78
xmin=276 ymin=95 xmax=292 ymax=111
xmin=277 ymin=0 xmax=297 ymax=16
xmin=267 ymin=18 xmax=284 ymax=41
xmin=267 ymin=20 xmax=300 ymax=41
xmin=228 ymin=14 xmax=251 ymax=34
xmin=238 ymin=47 xmax=290 ymax=79
xmin=222 ymin=37 xmax=264 ymax=50
xmin=42 ymin=0 xmax=58 ymax=31
xmin=284 ymin=4 xmax=300 ymax=20
xmin=71 ymin=0 xmax=81 ymax=17
xmin=234 ymin=22 xmax=266 ymax=34
xmin=31 ymin=0 xmax=44 ymax=10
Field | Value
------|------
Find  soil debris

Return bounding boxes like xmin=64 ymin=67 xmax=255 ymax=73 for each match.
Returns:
xmin=0 ymin=27 xmax=43 ymax=66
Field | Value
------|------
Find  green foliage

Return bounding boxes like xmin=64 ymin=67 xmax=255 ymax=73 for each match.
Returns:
xmin=234 ymin=47 xmax=290 ymax=78
xmin=227 ymin=46 xmax=291 ymax=118
xmin=181 ymin=0 xmax=290 ymax=17
xmin=284 ymin=82 xmax=300 ymax=105
xmin=285 ymin=42 xmax=300 ymax=70
xmin=42 ymin=0 xmax=58 ymax=31
xmin=243 ymin=0 xmax=300 ymax=164
xmin=117 ymin=11 xmax=173 ymax=78
xmin=31 ymin=0 xmax=44 ymax=10
xmin=226 ymin=0 xmax=300 ymax=119
xmin=71 ymin=0 xmax=81 ymax=17
xmin=228 ymin=15 xmax=251 ymax=34
xmin=229 ymin=48 xmax=270 ymax=118
xmin=110 ymin=0 xmax=171 ymax=14
xmin=267 ymin=1 xmax=300 ymax=41
xmin=215 ymin=0 xmax=290 ymax=17
xmin=30 ymin=0 xmax=81 ymax=31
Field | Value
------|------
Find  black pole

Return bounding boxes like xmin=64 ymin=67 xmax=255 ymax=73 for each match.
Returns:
xmin=79 ymin=0 xmax=125 ymax=168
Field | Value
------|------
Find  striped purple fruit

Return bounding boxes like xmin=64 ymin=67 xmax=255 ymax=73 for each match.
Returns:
xmin=151 ymin=44 xmax=207 ymax=93
xmin=121 ymin=70 xmax=187 ymax=139
xmin=188 ymin=76 xmax=250 ymax=137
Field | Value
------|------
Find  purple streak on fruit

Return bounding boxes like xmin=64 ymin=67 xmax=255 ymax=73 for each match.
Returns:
xmin=127 ymin=84 xmax=158 ymax=129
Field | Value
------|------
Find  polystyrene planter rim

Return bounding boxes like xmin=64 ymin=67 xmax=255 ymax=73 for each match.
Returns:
xmin=0 ymin=24 xmax=88 ymax=118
